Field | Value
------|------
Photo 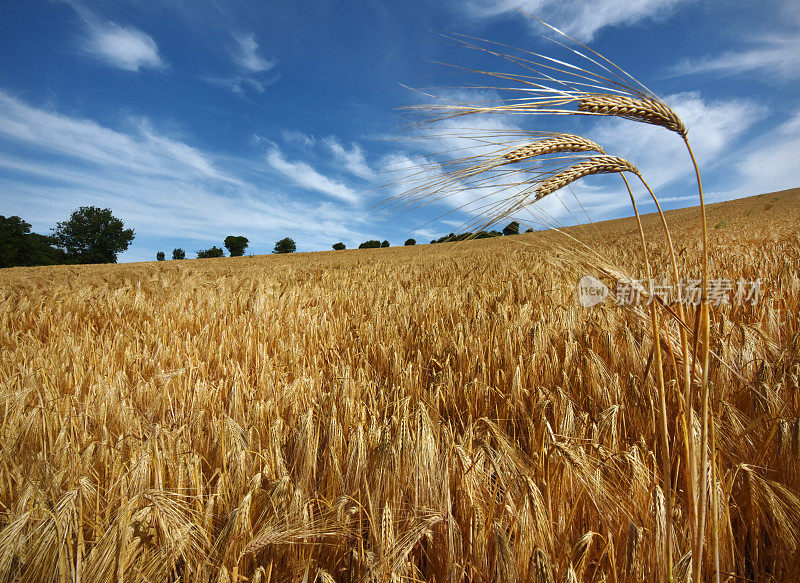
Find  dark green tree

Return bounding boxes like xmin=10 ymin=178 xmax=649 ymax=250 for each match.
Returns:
xmin=502 ymin=221 xmax=520 ymax=236
xmin=332 ymin=242 xmax=346 ymax=250
xmin=358 ymin=240 xmax=381 ymax=249
xmin=525 ymin=228 xmax=534 ymax=233
xmin=172 ymin=248 xmax=186 ymax=260
xmin=196 ymin=246 xmax=225 ymax=258
xmin=0 ymin=216 xmax=32 ymax=268
xmin=156 ymin=251 xmax=165 ymax=261
xmin=272 ymin=238 xmax=296 ymax=254
xmin=404 ymin=238 xmax=416 ymax=246
xmin=0 ymin=215 xmax=66 ymax=267
xmin=224 ymin=235 xmax=249 ymax=257
xmin=381 ymin=240 xmax=390 ymax=248
xmin=52 ymin=206 xmax=134 ymax=264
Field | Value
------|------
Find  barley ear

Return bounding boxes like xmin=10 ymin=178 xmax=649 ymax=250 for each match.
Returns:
xmin=578 ymin=95 xmax=687 ymax=136
xmin=578 ymin=94 xmax=687 ymax=136
xmin=502 ymin=135 xmax=605 ymax=163
xmin=535 ymin=156 xmax=639 ymax=199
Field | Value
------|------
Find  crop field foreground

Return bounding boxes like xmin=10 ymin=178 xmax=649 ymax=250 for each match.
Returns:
xmin=1 ymin=188 xmax=799 ymax=582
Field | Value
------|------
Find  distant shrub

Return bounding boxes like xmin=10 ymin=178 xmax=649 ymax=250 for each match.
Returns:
xmin=156 ymin=251 xmax=165 ymax=261
xmin=503 ymin=221 xmax=520 ymax=236
xmin=358 ymin=240 xmax=381 ymax=249
xmin=332 ymin=242 xmax=346 ymax=250
xmin=404 ymin=238 xmax=416 ymax=246
xmin=172 ymin=248 xmax=186 ymax=260
xmin=224 ymin=235 xmax=249 ymax=257
xmin=196 ymin=246 xmax=225 ymax=258
xmin=381 ymin=240 xmax=390 ymax=248
xmin=273 ymin=238 xmax=296 ymax=254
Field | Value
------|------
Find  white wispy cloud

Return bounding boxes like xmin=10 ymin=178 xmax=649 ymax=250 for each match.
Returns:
xmin=0 ymin=90 xmax=371 ymax=261
xmin=233 ymin=33 xmax=275 ymax=73
xmin=735 ymin=111 xmax=800 ymax=196
xmin=266 ymin=148 xmax=361 ymax=204
xmin=671 ymin=36 xmax=800 ymax=81
xmin=65 ymin=1 xmax=165 ymax=71
xmin=85 ymin=22 xmax=164 ymax=71
xmin=459 ymin=0 xmax=696 ymax=41
xmin=205 ymin=32 xmax=277 ymax=95
xmin=282 ymin=130 xmax=316 ymax=148
xmin=323 ymin=137 xmax=374 ymax=179
xmin=0 ymin=91 xmax=235 ymax=184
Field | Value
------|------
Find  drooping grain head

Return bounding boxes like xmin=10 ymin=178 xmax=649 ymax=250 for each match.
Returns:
xmin=625 ymin=522 xmax=642 ymax=576
xmin=571 ymin=531 xmax=595 ymax=572
xmin=502 ymin=135 xmax=605 ymax=163
xmin=535 ymin=156 xmax=639 ymax=199
xmin=532 ymin=547 xmax=555 ymax=583
xmin=578 ymin=94 xmax=687 ymax=136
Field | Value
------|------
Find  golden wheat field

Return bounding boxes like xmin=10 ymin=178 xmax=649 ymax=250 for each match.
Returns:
xmin=1 ymin=188 xmax=799 ymax=582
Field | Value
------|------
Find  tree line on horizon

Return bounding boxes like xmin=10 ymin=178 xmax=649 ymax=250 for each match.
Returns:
xmin=328 ymin=221 xmax=530 ymax=250
xmin=3 ymin=211 xmax=535 ymax=269
xmin=159 ymin=235 xmax=251 ymax=261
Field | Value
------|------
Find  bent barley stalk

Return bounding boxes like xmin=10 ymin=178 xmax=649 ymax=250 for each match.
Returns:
xmin=530 ymin=154 xmax=676 ymax=578
xmin=408 ymin=23 xmax=716 ymax=579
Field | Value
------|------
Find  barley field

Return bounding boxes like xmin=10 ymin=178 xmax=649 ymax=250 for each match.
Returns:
xmin=1 ymin=188 xmax=799 ymax=582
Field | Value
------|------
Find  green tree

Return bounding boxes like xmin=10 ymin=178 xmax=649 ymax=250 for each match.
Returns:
xmin=1 ymin=215 xmax=67 ymax=267
xmin=172 ymin=248 xmax=186 ymax=260
xmin=0 ymin=215 xmax=67 ymax=267
xmin=52 ymin=206 xmax=134 ymax=264
xmin=272 ymin=238 xmax=296 ymax=254
xmin=502 ymin=221 xmax=520 ymax=236
xmin=404 ymin=238 xmax=416 ymax=246
xmin=525 ymin=228 xmax=534 ymax=233
xmin=381 ymin=240 xmax=390 ymax=248
xmin=358 ymin=240 xmax=381 ymax=249
xmin=224 ymin=235 xmax=249 ymax=257
xmin=196 ymin=246 xmax=225 ymax=258
xmin=156 ymin=251 xmax=165 ymax=261
xmin=332 ymin=242 xmax=346 ymax=250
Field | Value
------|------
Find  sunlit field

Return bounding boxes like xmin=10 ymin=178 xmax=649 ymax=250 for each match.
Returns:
xmin=1 ymin=188 xmax=798 ymax=581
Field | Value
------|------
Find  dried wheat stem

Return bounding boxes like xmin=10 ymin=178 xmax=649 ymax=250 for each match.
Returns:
xmin=578 ymin=94 xmax=687 ymax=136
xmin=620 ymin=174 xmax=673 ymax=581
xmin=688 ymin=133 xmax=712 ymax=583
xmin=633 ymin=172 xmax=697 ymax=541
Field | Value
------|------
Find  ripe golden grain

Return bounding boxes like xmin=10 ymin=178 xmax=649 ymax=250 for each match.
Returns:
xmin=535 ymin=156 xmax=638 ymax=199
xmin=0 ymin=190 xmax=798 ymax=581
xmin=577 ymin=94 xmax=687 ymax=136
xmin=502 ymin=135 xmax=605 ymax=163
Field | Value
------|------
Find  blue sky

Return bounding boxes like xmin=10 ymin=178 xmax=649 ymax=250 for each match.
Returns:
xmin=1 ymin=0 xmax=798 ymax=261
